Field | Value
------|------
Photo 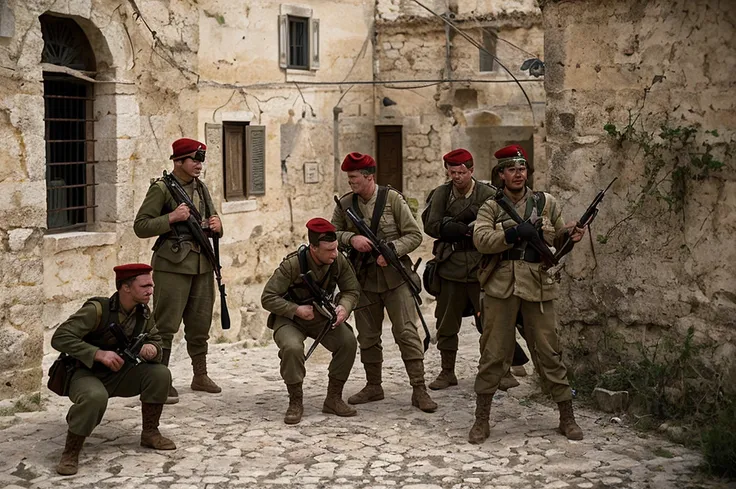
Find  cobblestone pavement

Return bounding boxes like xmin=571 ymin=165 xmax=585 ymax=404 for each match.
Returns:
xmin=1 ymin=322 xmax=733 ymax=489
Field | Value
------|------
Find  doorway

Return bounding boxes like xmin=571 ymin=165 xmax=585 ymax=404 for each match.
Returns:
xmin=375 ymin=125 xmax=403 ymax=191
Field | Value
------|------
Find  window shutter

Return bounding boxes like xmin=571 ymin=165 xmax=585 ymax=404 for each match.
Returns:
xmin=309 ymin=18 xmax=320 ymax=70
xmin=245 ymin=125 xmax=266 ymax=196
xmin=278 ymin=14 xmax=288 ymax=69
xmin=224 ymin=124 xmax=245 ymax=200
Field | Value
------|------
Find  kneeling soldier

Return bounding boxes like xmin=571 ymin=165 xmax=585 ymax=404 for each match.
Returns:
xmin=261 ymin=218 xmax=361 ymax=424
xmin=51 ymin=264 xmax=175 ymax=476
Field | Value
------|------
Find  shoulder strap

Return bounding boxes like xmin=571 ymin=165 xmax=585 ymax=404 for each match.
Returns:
xmin=371 ymin=186 xmax=389 ymax=235
xmin=297 ymin=245 xmax=309 ymax=275
xmin=523 ymin=191 xmax=546 ymax=220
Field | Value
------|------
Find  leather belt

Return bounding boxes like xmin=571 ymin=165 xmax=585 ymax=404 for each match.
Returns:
xmin=451 ymin=239 xmax=476 ymax=252
xmin=500 ymin=247 xmax=541 ymax=263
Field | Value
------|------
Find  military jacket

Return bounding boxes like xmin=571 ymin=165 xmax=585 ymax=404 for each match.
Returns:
xmin=473 ymin=187 xmax=566 ymax=302
xmin=331 ymin=186 xmax=423 ymax=293
xmin=424 ymin=178 xmax=495 ymax=283
xmin=51 ymin=293 xmax=163 ymax=370
xmin=134 ymin=174 xmax=222 ymax=275
xmin=261 ymin=249 xmax=361 ymax=329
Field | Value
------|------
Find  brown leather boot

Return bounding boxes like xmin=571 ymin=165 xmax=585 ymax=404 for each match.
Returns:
xmin=161 ymin=348 xmax=179 ymax=405
xmin=429 ymin=350 xmax=458 ymax=390
xmin=498 ymin=371 xmax=520 ymax=391
xmin=405 ymin=359 xmax=438 ymax=413
xmin=468 ymin=393 xmax=493 ymax=444
xmin=284 ymin=382 xmax=303 ymax=424
xmin=348 ymin=363 xmax=385 ymax=405
xmin=322 ymin=377 xmax=357 ymax=417
xmin=558 ymin=400 xmax=584 ymax=440
xmin=190 ymin=354 xmax=222 ymax=393
xmin=56 ymin=431 xmax=86 ymax=475
xmin=140 ymin=403 xmax=177 ymax=450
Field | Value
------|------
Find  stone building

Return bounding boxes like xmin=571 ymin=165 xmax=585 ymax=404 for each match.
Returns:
xmin=0 ymin=0 xmax=545 ymax=404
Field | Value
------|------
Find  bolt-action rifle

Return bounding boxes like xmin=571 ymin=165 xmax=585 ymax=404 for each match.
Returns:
xmin=161 ymin=171 xmax=230 ymax=330
xmin=334 ymin=196 xmax=430 ymax=351
xmin=298 ymin=269 xmax=346 ymax=361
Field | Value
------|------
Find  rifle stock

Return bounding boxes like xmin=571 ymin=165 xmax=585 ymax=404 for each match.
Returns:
xmin=299 ymin=270 xmax=341 ymax=361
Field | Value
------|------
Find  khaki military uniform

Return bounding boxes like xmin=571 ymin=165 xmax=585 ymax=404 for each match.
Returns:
xmin=51 ymin=293 xmax=170 ymax=437
xmin=424 ymin=179 xmax=495 ymax=351
xmin=331 ymin=186 xmax=425 ymax=365
xmin=473 ymin=187 xmax=572 ymax=402
xmin=261 ymin=249 xmax=361 ymax=384
xmin=134 ymin=174 xmax=221 ymax=358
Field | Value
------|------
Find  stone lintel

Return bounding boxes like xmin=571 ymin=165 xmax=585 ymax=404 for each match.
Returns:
xmin=221 ymin=199 xmax=258 ymax=215
xmin=43 ymin=231 xmax=117 ymax=254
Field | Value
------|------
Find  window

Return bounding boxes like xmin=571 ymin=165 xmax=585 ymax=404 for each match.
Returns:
xmin=223 ymin=122 xmax=266 ymax=200
xmin=279 ymin=6 xmax=319 ymax=71
xmin=479 ymin=28 xmax=497 ymax=73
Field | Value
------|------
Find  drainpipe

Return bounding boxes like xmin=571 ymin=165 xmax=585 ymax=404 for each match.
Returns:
xmin=333 ymin=106 xmax=343 ymax=192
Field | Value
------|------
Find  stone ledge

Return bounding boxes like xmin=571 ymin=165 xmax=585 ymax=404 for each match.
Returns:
xmin=43 ymin=231 xmax=117 ymax=254
xmin=221 ymin=200 xmax=258 ymax=215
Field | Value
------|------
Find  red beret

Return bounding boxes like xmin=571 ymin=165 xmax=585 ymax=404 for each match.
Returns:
xmin=306 ymin=218 xmax=336 ymax=234
xmin=494 ymin=145 xmax=528 ymax=166
xmin=170 ymin=138 xmax=207 ymax=160
xmin=113 ymin=263 xmax=152 ymax=283
xmin=341 ymin=152 xmax=376 ymax=172
xmin=443 ymin=148 xmax=473 ymax=167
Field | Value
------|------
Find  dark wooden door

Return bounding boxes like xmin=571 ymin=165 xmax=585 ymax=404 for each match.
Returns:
xmin=375 ymin=126 xmax=403 ymax=191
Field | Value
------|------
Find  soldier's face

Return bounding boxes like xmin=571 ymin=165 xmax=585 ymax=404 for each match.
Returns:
xmin=347 ymin=171 xmax=373 ymax=195
xmin=447 ymin=164 xmax=473 ymax=190
xmin=124 ymin=274 xmax=155 ymax=304
xmin=500 ymin=164 xmax=527 ymax=191
xmin=176 ymin=156 xmax=203 ymax=179
xmin=311 ymin=241 xmax=339 ymax=266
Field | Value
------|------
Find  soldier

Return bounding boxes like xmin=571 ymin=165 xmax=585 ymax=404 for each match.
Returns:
xmin=332 ymin=152 xmax=437 ymax=413
xmin=134 ymin=138 xmax=223 ymax=404
xmin=51 ymin=264 xmax=175 ymax=475
xmin=423 ymin=148 xmax=526 ymax=390
xmin=261 ymin=218 xmax=361 ymax=424
xmin=469 ymin=145 xmax=586 ymax=444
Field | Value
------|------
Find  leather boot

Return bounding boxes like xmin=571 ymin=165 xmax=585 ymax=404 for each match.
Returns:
xmin=510 ymin=365 xmax=528 ymax=377
xmin=429 ymin=350 xmax=458 ymax=390
xmin=161 ymin=348 xmax=179 ymax=405
xmin=284 ymin=382 xmax=303 ymax=424
xmin=348 ymin=363 xmax=385 ymax=405
xmin=404 ymin=359 xmax=438 ymax=413
xmin=190 ymin=354 xmax=222 ymax=393
xmin=140 ymin=403 xmax=176 ymax=450
xmin=322 ymin=377 xmax=357 ymax=417
xmin=558 ymin=400 xmax=584 ymax=440
xmin=468 ymin=393 xmax=493 ymax=444
xmin=56 ymin=431 xmax=86 ymax=475
xmin=498 ymin=371 xmax=520 ymax=391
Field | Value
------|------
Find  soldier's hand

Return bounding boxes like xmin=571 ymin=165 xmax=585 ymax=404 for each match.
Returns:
xmin=208 ymin=215 xmax=222 ymax=234
xmin=139 ymin=344 xmax=158 ymax=361
xmin=564 ymin=221 xmax=587 ymax=242
xmin=350 ymin=235 xmax=373 ymax=253
xmin=333 ymin=305 xmax=348 ymax=327
xmin=94 ymin=350 xmax=125 ymax=372
xmin=168 ymin=203 xmax=190 ymax=224
xmin=376 ymin=255 xmax=388 ymax=267
xmin=295 ymin=305 xmax=315 ymax=321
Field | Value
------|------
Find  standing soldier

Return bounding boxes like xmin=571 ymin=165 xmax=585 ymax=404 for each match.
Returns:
xmin=261 ymin=218 xmax=360 ymax=424
xmin=469 ymin=145 xmax=586 ymax=444
xmin=51 ymin=264 xmax=175 ymax=475
xmin=332 ymin=152 xmax=437 ymax=413
xmin=423 ymin=149 xmax=525 ymax=390
xmin=134 ymin=138 xmax=223 ymax=404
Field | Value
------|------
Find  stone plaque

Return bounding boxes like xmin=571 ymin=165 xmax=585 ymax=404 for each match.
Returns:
xmin=304 ymin=162 xmax=319 ymax=184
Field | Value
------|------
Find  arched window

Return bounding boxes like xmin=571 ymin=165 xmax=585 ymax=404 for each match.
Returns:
xmin=40 ymin=14 xmax=97 ymax=231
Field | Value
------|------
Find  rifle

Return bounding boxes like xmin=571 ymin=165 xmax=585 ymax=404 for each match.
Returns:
xmin=298 ymin=270 xmax=344 ymax=361
xmin=334 ymin=196 xmax=431 ymax=351
xmin=492 ymin=189 xmax=558 ymax=269
xmin=108 ymin=323 xmax=149 ymax=365
xmin=554 ymin=177 xmax=617 ymax=261
xmin=161 ymin=171 xmax=231 ymax=330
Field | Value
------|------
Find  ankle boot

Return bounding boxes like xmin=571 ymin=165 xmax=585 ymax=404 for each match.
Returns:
xmin=558 ymin=400 xmax=584 ymax=440
xmin=468 ymin=393 xmax=493 ymax=444
xmin=284 ymin=382 xmax=303 ymax=424
xmin=498 ymin=370 xmax=520 ymax=391
xmin=348 ymin=363 xmax=385 ymax=405
xmin=161 ymin=348 xmax=179 ymax=405
xmin=140 ymin=403 xmax=177 ymax=450
xmin=429 ymin=350 xmax=458 ymax=390
xmin=322 ymin=377 xmax=357 ymax=417
xmin=56 ymin=431 xmax=86 ymax=475
xmin=404 ymin=359 xmax=438 ymax=413
xmin=190 ymin=354 xmax=222 ymax=393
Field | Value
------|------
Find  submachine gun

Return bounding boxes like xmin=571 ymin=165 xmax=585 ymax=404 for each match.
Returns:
xmin=297 ymin=266 xmax=345 ymax=361
xmin=161 ymin=171 xmax=230 ymax=330
xmin=334 ymin=196 xmax=431 ymax=351
xmin=108 ymin=323 xmax=149 ymax=365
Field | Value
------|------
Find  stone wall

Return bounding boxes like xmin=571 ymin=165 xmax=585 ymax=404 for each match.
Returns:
xmin=541 ymin=0 xmax=736 ymax=391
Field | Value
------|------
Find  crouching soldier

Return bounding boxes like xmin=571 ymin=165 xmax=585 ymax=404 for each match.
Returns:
xmin=51 ymin=264 xmax=175 ymax=476
xmin=261 ymin=218 xmax=361 ymax=424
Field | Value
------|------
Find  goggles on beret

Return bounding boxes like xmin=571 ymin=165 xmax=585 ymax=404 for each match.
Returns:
xmin=498 ymin=158 xmax=527 ymax=169
xmin=192 ymin=148 xmax=206 ymax=162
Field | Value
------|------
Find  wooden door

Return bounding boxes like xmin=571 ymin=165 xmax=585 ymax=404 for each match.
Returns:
xmin=375 ymin=125 xmax=403 ymax=191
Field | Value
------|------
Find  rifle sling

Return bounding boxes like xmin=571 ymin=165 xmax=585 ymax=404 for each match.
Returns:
xmin=297 ymin=245 xmax=333 ymax=296
xmin=350 ymin=186 xmax=388 ymax=262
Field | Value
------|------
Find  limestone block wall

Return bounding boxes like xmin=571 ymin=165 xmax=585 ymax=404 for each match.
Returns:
xmin=541 ymin=0 xmax=736 ymax=389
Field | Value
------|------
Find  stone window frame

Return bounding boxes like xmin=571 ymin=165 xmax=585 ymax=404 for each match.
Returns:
xmin=222 ymin=119 xmax=267 ymax=202
xmin=278 ymin=4 xmax=320 ymax=73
